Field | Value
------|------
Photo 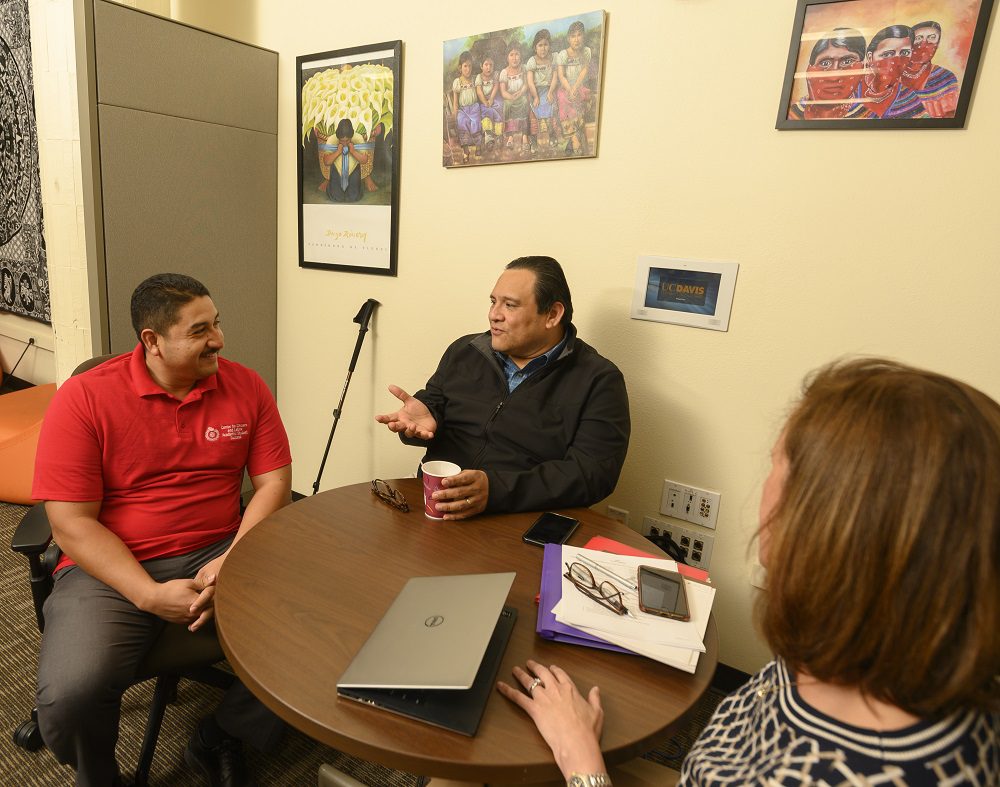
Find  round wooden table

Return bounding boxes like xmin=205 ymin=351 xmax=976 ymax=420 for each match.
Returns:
xmin=215 ymin=479 xmax=718 ymax=783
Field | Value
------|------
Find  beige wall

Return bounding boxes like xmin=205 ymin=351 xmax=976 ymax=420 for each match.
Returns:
xmin=47 ymin=1 xmax=1000 ymax=672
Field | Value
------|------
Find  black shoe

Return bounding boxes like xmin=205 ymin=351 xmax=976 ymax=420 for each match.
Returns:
xmin=184 ymin=728 xmax=255 ymax=787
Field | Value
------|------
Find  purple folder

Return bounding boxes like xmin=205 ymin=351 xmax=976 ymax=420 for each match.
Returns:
xmin=536 ymin=543 xmax=632 ymax=654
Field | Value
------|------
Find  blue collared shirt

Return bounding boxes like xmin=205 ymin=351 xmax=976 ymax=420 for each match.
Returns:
xmin=495 ymin=333 xmax=568 ymax=392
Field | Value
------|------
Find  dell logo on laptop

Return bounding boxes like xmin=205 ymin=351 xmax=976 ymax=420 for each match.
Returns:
xmin=424 ymin=615 xmax=444 ymax=627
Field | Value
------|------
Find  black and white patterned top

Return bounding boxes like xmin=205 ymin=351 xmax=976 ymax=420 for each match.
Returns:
xmin=680 ymin=659 xmax=998 ymax=786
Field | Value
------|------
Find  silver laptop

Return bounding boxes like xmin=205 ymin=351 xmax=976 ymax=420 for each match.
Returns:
xmin=337 ymin=572 xmax=516 ymax=690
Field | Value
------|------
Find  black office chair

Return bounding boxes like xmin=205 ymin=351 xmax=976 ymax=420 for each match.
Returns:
xmin=10 ymin=354 xmax=234 ymax=785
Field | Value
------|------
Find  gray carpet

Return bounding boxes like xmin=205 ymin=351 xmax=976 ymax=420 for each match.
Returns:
xmin=0 ymin=501 xmax=724 ymax=785
xmin=0 ymin=502 xmax=424 ymax=786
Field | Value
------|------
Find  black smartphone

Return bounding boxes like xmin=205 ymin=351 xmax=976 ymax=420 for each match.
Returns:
xmin=637 ymin=565 xmax=691 ymax=621
xmin=522 ymin=512 xmax=580 ymax=546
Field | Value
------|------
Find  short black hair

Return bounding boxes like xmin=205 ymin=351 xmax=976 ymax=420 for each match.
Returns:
xmin=505 ymin=256 xmax=573 ymax=325
xmin=130 ymin=273 xmax=210 ymax=341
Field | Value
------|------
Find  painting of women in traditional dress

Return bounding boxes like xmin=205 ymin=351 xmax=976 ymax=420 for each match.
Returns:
xmin=443 ymin=10 xmax=606 ymax=166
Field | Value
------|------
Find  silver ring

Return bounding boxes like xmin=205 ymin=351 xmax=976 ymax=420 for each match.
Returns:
xmin=527 ymin=677 xmax=544 ymax=696
xmin=466 ymin=497 xmax=471 ymax=506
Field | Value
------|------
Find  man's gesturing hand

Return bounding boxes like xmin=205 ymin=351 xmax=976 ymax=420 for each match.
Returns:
xmin=375 ymin=385 xmax=438 ymax=440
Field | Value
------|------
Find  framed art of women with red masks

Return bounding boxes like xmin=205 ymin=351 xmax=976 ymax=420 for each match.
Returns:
xmin=777 ymin=0 xmax=995 ymax=129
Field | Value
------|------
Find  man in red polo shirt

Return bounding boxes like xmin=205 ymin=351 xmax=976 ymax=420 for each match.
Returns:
xmin=32 ymin=273 xmax=292 ymax=787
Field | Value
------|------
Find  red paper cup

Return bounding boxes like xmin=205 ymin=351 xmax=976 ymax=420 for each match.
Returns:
xmin=421 ymin=461 xmax=462 ymax=519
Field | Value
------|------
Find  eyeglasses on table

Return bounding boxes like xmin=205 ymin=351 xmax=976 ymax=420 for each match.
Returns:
xmin=563 ymin=561 xmax=628 ymax=616
xmin=370 ymin=479 xmax=409 ymax=512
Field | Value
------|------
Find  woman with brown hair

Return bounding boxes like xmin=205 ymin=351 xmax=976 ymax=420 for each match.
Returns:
xmin=499 ymin=358 xmax=999 ymax=786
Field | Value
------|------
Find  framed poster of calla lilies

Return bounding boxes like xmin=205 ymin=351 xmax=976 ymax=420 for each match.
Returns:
xmin=297 ymin=41 xmax=402 ymax=275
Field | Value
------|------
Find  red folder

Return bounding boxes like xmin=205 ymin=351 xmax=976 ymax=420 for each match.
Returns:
xmin=583 ymin=536 xmax=710 ymax=583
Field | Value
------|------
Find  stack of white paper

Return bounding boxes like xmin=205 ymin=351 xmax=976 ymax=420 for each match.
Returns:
xmin=553 ymin=545 xmax=716 ymax=674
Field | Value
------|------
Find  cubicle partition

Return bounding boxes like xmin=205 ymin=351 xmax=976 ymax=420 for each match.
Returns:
xmin=76 ymin=0 xmax=278 ymax=391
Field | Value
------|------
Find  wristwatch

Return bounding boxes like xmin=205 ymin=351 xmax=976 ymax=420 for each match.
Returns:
xmin=567 ymin=774 xmax=612 ymax=787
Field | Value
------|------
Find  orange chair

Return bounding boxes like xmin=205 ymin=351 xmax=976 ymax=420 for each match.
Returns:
xmin=0 ymin=383 xmax=56 ymax=504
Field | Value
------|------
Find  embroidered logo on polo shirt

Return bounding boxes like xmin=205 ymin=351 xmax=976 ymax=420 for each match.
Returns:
xmin=220 ymin=423 xmax=249 ymax=441
xmin=204 ymin=424 xmax=248 ymax=441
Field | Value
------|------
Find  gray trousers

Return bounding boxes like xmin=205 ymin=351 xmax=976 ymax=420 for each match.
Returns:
xmin=36 ymin=538 xmax=285 ymax=786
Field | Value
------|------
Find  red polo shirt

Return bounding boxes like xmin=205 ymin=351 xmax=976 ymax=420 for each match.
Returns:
xmin=32 ymin=344 xmax=291 ymax=570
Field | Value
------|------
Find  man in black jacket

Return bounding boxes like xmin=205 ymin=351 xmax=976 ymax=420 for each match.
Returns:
xmin=376 ymin=256 xmax=630 ymax=519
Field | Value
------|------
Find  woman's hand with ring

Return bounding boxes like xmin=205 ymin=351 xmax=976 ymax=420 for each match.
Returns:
xmin=497 ymin=659 xmax=606 ymax=779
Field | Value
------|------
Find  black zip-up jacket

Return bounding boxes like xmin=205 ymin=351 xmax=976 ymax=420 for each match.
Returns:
xmin=402 ymin=325 xmax=630 ymax=512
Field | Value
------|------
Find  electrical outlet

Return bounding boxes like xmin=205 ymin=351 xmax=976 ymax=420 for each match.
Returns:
xmin=661 ymin=478 xmax=694 ymax=518
xmin=660 ymin=478 xmax=721 ymax=529
xmin=606 ymin=505 xmax=629 ymax=526
xmin=682 ymin=489 xmax=696 ymax=519
xmin=660 ymin=482 xmax=683 ymax=517
xmin=641 ymin=516 xmax=714 ymax=571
